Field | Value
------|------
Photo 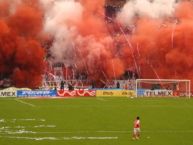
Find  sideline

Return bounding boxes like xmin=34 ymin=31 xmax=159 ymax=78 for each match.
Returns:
xmin=0 ymin=135 xmax=118 ymax=141
xmin=4 ymin=130 xmax=191 ymax=134
xmin=15 ymin=99 xmax=36 ymax=107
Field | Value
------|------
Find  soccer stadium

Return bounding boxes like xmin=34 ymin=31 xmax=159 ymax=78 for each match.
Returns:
xmin=0 ymin=0 xmax=193 ymax=145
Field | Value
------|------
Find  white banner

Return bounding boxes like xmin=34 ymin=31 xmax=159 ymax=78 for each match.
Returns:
xmin=144 ymin=89 xmax=173 ymax=97
xmin=0 ymin=90 xmax=16 ymax=97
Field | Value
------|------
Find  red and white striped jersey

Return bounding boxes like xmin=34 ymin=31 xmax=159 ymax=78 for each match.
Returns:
xmin=134 ymin=119 xmax=140 ymax=128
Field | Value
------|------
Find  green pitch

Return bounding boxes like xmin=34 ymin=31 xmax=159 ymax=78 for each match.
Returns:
xmin=0 ymin=97 xmax=193 ymax=145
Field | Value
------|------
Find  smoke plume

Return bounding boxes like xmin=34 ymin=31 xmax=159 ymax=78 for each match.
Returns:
xmin=118 ymin=0 xmax=193 ymax=83
xmin=42 ymin=0 xmax=125 ymax=82
xmin=117 ymin=0 xmax=177 ymax=26
xmin=0 ymin=0 xmax=45 ymax=88
xmin=1 ymin=0 xmax=193 ymax=88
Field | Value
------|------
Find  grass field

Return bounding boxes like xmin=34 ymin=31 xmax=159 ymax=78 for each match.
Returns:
xmin=0 ymin=97 xmax=193 ymax=145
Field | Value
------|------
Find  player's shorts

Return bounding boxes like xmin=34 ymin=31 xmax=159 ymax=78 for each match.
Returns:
xmin=133 ymin=128 xmax=140 ymax=134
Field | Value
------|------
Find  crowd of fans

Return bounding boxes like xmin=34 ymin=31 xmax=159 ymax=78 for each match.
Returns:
xmin=41 ymin=69 xmax=138 ymax=91
xmin=41 ymin=79 xmax=136 ymax=91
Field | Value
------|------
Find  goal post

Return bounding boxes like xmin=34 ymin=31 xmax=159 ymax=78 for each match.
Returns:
xmin=135 ymin=79 xmax=191 ymax=98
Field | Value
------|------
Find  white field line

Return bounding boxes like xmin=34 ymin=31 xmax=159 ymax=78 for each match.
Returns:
xmin=0 ymin=130 xmax=192 ymax=135
xmin=35 ymin=130 xmax=193 ymax=134
xmin=0 ymin=136 xmax=118 ymax=140
xmin=96 ymin=97 xmax=106 ymax=101
xmin=0 ymin=130 xmax=193 ymax=141
xmin=15 ymin=99 xmax=36 ymax=107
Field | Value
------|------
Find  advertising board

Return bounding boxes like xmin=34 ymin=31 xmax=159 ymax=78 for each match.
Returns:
xmin=96 ymin=90 xmax=135 ymax=97
xmin=57 ymin=90 xmax=96 ymax=97
xmin=0 ymin=91 xmax=16 ymax=97
xmin=143 ymin=89 xmax=173 ymax=97
xmin=17 ymin=90 xmax=56 ymax=97
xmin=0 ymin=87 xmax=30 ymax=97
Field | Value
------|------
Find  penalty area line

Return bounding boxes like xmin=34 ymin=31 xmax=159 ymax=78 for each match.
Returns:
xmin=15 ymin=99 xmax=36 ymax=107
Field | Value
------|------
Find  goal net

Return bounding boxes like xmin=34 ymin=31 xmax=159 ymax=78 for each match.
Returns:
xmin=136 ymin=79 xmax=191 ymax=98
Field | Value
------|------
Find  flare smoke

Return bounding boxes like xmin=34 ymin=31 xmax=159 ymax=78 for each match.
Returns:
xmin=0 ymin=0 xmax=193 ymax=88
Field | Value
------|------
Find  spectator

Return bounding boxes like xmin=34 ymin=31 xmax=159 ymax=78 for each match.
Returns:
xmin=68 ymin=82 xmax=74 ymax=91
xmin=116 ymin=81 xmax=120 ymax=89
xmin=60 ymin=81 xmax=64 ymax=90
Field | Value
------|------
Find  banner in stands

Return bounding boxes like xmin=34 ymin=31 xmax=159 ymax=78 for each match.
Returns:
xmin=57 ymin=90 xmax=96 ymax=97
xmin=96 ymin=90 xmax=135 ymax=97
xmin=17 ymin=90 xmax=56 ymax=97
xmin=143 ymin=89 xmax=173 ymax=97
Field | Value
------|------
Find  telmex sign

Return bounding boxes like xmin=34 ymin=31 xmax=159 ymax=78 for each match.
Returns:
xmin=144 ymin=90 xmax=173 ymax=96
xmin=0 ymin=91 xmax=16 ymax=97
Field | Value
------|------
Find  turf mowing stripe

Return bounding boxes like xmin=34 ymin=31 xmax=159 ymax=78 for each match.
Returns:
xmin=96 ymin=98 xmax=107 ymax=101
xmin=15 ymin=99 xmax=36 ymax=107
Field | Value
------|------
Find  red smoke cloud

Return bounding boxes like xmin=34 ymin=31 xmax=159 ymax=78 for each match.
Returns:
xmin=130 ymin=1 xmax=193 ymax=83
xmin=74 ymin=0 xmax=125 ymax=83
xmin=0 ymin=0 xmax=45 ymax=88
xmin=74 ymin=0 xmax=193 ymax=86
xmin=1 ymin=0 xmax=193 ymax=88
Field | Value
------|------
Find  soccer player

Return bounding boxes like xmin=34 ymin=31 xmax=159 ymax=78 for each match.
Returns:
xmin=132 ymin=116 xmax=141 ymax=140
